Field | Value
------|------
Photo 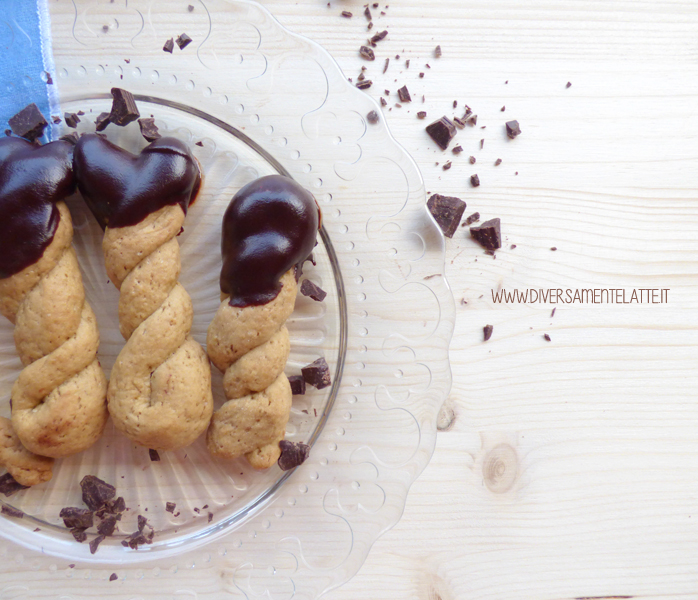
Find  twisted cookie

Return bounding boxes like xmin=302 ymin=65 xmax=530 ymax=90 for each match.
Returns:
xmin=207 ymin=175 xmax=320 ymax=469
xmin=0 ymin=417 xmax=53 ymax=487
xmin=0 ymin=137 xmax=108 ymax=462
xmin=74 ymin=134 xmax=213 ymax=451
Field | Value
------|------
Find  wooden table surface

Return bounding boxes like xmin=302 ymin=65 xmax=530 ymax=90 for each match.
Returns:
xmin=254 ymin=1 xmax=698 ymax=599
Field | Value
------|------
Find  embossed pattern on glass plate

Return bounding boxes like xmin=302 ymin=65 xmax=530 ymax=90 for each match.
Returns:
xmin=0 ymin=1 xmax=455 ymax=598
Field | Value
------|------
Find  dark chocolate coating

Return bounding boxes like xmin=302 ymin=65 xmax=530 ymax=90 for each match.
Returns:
xmin=73 ymin=133 xmax=201 ymax=229
xmin=0 ymin=137 xmax=76 ymax=279
xmin=221 ymin=175 xmax=320 ymax=307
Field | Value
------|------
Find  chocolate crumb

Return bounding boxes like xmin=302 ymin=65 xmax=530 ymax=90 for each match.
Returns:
xmin=109 ymin=88 xmax=140 ymax=126
xmin=176 ymin=33 xmax=193 ymax=50
xmin=419 ymin=72 xmax=425 ymax=78
xmin=278 ymin=440 xmax=311 ymax=471
xmin=52 ymin=115 xmax=61 ymax=124
xmin=9 ymin=103 xmax=48 ymax=142
xmin=427 ymin=194 xmax=466 ymax=238
xmin=397 ymin=85 xmax=411 ymax=102
xmin=102 ymin=25 xmax=109 ymax=32
xmin=139 ymin=118 xmax=161 ymax=143
xmin=208 ymin=512 xmax=213 ymax=523
xmin=288 ymin=375 xmax=306 ymax=396
xmin=95 ymin=112 xmax=111 ymax=132
xmin=470 ymin=218 xmax=501 ymax=251
xmin=366 ymin=110 xmax=379 ymax=124
xmin=89 ymin=535 xmax=106 ymax=554
xmin=470 ymin=174 xmax=480 ymax=187
xmin=452 ymin=145 xmax=463 ymax=154
xmin=453 ymin=116 xmax=466 ymax=129
xmin=466 ymin=114 xmax=478 ymax=126
xmin=551 ymin=247 xmax=557 ymax=251
xmin=71 ymin=528 xmax=88 ymax=543
xmin=370 ymin=30 xmax=388 ymax=44
xmin=300 ymin=279 xmax=327 ymax=301
xmin=510 ymin=244 xmax=517 ymax=249
xmin=463 ymin=212 xmax=480 ymax=225
xmin=442 ymin=161 xmax=452 ymax=171
xmin=356 ymin=80 xmax=372 ymax=90
xmin=480 ymin=139 xmax=484 ymax=149
xmin=469 ymin=156 xmax=476 ymax=164
xmin=341 ymin=11 xmax=353 ymax=17
xmin=483 ymin=325 xmax=494 ymax=342
xmin=163 ymin=38 xmax=174 ymax=53
xmin=383 ymin=57 xmax=389 ymax=73
xmin=188 ymin=4 xmax=194 ymax=11
xmin=453 ymin=100 xmax=458 ymax=109
xmin=405 ymin=59 xmax=410 ymax=69
xmin=80 ymin=475 xmax=116 ymax=511
xmin=109 ymin=496 xmax=126 ymax=515
xmin=566 ymin=81 xmax=572 ymax=88
xmin=368 ymin=21 xmax=374 ymax=30
xmin=193 ymin=507 xmax=200 ymax=514
xmin=0 ymin=473 xmax=28 ymax=497
xmin=166 ymin=502 xmax=176 ymax=513
xmin=195 ymin=141 xmax=203 ymax=147
xmin=359 ymin=46 xmax=375 ymax=61
xmin=501 ymin=106 xmax=506 ymax=112
xmin=551 ymin=308 xmax=556 ymax=317
xmin=364 ymin=6 xmax=371 ymax=19
xmin=380 ymin=97 xmax=387 ymax=107
xmin=494 ymin=158 xmax=502 ymax=166
xmin=302 ymin=357 xmax=332 ymax=389
xmin=435 ymin=45 xmax=442 ymax=57
xmin=98 ymin=514 xmax=118 ymax=536
xmin=544 ymin=334 xmax=552 ymax=342
xmin=417 ymin=111 xmax=427 ymax=119
xmin=426 ymin=116 xmax=457 ymax=150
xmin=60 ymin=507 xmax=94 ymax=529
xmin=1 ymin=505 xmax=23 ymax=518
xmin=110 ymin=573 xmax=118 ymax=582
xmin=505 ymin=120 xmax=521 ymax=139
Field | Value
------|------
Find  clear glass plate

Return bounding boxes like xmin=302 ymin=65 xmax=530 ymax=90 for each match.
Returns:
xmin=0 ymin=0 xmax=455 ymax=597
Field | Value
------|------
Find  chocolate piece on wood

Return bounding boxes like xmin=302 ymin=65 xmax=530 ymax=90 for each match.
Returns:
xmin=427 ymin=194 xmax=465 ymax=238
xmin=426 ymin=116 xmax=456 ymax=150
xmin=505 ymin=120 xmax=521 ymax=139
xmin=483 ymin=324 xmax=493 ymax=341
xmin=300 ymin=279 xmax=327 ymax=302
xmin=470 ymin=218 xmax=501 ymax=251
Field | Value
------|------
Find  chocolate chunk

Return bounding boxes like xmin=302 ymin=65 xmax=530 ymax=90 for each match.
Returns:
xmin=208 ymin=512 xmax=213 ymax=523
xmin=397 ymin=85 xmax=411 ymax=103
xmin=163 ymin=38 xmax=174 ymax=53
xmin=435 ymin=45 xmax=442 ymax=57
xmin=52 ymin=115 xmax=61 ymax=124
xmin=452 ymin=145 xmax=463 ymax=154
xmin=380 ymin=97 xmax=387 ymax=107
xmin=359 ymin=46 xmax=375 ymax=61
xmin=288 ymin=375 xmax=306 ymax=396
xmin=109 ymin=496 xmax=126 ymax=514
xmin=188 ymin=4 xmax=194 ymax=11
xmin=9 ymin=103 xmax=48 ymax=142
xmin=77 ymin=110 xmax=85 ymax=116
xmin=544 ymin=333 xmax=552 ymax=342
xmin=60 ymin=507 xmax=94 ymax=529
xmin=165 ymin=502 xmax=176 ymax=513
xmin=469 ymin=156 xmax=476 ymax=164
xmin=566 ymin=81 xmax=572 ymax=88
xmin=464 ymin=212 xmax=480 ymax=225
xmin=500 ymin=105 xmax=506 ymax=112
xmin=64 ymin=113 xmax=80 ymax=128
xmin=364 ymin=6 xmax=371 ymax=19
xmin=176 ymin=33 xmax=193 ymax=50
xmin=480 ymin=139 xmax=484 ymax=149
xmin=148 ymin=448 xmax=161 ymax=462
xmin=551 ymin=247 xmax=557 ymax=251
xmin=125 ymin=532 xmax=149 ymax=549
xmin=453 ymin=116 xmax=466 ymax=129
xmin=470 ymin=174 xmax=480 ymax=187
xmin=505 ymin=120 xmax=521 ymax=139
xmin=341 ymin=10 xmax=352 ymax=17
xmin=483 ymin=325 xmax=493 ymax=341
xmin=80 ymin=475 xmax=116 ymax=511
xmin=138 ymin=118 xmax=161 ymax=143
xmin=109 ymin=88 xmax=140 ymax=127
xmin=98 ymin=514 xmax=118 ymax=536
xmin=370 ymin=30 xmax=388 ymax=44
xmin=382 ymin=57 xmax=389 ymax=73
xmin=470 ymin=218 xmax=501 ymax=251
xmin=299 ymin=279 xmax=327 ymax=303
xmin=302 ymin=357 xmax=332 ymax=389
xmin=494 ymin=158 xmax=502 ymax=166
xmin=89 ymin=535 xmax=105 ymax=554
xmin=426 ymin=116 xmax=457 ymax=150
xmin=1 ymin=505 xmax=23 ymax=518
xmin=102 ymin=25 xmax=109 ymax=32
xmin=110 ymin=573 xmax=118 ymax=582
xmin=277 ymin=440 xmax=311 ymax=471
xmin=466 ymin=114 xmax=478 ymax=126
xmin=417 ymin=111 xmax=427 ymax=119
xmin=419 ymin=72 xmax=425 ymax=78
xmin=71 ymin=528 xmax=88 ymax=543
xmin=427 ymin=194 xmax=466 ymax=238
xmin=356 ymin=80 xmax=372 ymax=90
xmin=405 ymin=59 xmax=410 ymax=69
xmin=0 ymin=473 xmax=28 ymax=497
xmin=94 ymin=112 xmax=111 ymax=132
xmin=366 ymin=110 xmax=379 ymax=125
xmin=442 ymin=161 xmax=452 ymax=171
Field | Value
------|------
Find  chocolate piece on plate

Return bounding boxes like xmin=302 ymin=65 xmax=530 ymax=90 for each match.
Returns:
xmin=300 ymin=279 xmax=327 ymax=302
xmin=163 ymin=38 xmax=174 ymax=53
xmin=138 ymin=118 xmax=161 ymax=143
xmin=9 ymin=103 xmax=48 ymax=142
xmin=397 ymin=85 xmax=411 ymax=102
xmin=176 ymin=33 xmax=193 ymax=50
xmin=98 ymin=514 xmax=118 ymax=536
xmin=60 ymin=507 xmax=94 ymax=529
xmin=470 ymin=218 xmax=501 ymax=251
xmin=359 ymin=46 xmax=375 ymax=61
xmin=427 ymin=193 xmax=465 ymax=238
xmin=483 ymin=324 xmax=493 ymax=342
xmin=109 ymin=88 xmax=140 ymax=126
xmin=81 ymin=475 xmax=116 ymax=511
xmin=469 ymin=156 xmax=476 ymax=164
xmin=148 ymin=448 xmax=161 ymax=462
xmin=277 ymin=440 xmax=311 ymax=471
xmin=64 ymin=113 xmax=80 ymax=128
xmin=426 ymin=116 xmax=456 ymax=150
xmin=165 ymin=502 xmax=176 ymax=513
xmin=71 ymin=528 xmax=88 ymax=543
xmin=94 ymin=112 xmax=111 ymax=132
xmin=0 ymin=473 xmax=28 ymax=497
xmin=1 ymin=505 xmax=23 ymax=518
xmin=505 ymin=120 xmax=521 ymax=139
xmin=452 ymin=145 xmax=463 ymax=154
xmin=302 ymin=357 xmax=332 ymax=389
xmin=288 ymin=375 xmax=306 ymax=396
xmin=89 ymin=534 xmax=106 ymax=554
xmin=366 ymin=110 xmax=379 ymax=124
xmin=370 ymin=30 xmax=388 ymax=44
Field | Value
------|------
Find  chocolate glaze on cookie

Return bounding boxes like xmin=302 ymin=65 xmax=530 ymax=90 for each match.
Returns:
xmin=0 ymin=137 xmax=76 ymax=279
xmin=221 ymin=175 xmax=320 ymax=307
xmin=73 ymin=133 xmax=201 ymax=229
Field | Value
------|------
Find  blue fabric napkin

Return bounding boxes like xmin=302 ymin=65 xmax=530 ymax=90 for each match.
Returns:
xmin=0 ymin=0 xmax=58 ymax=139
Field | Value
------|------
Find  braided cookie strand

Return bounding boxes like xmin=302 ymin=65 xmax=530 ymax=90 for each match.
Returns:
xmin=0 ymin=417 xmax=53 ymax=487
xmin=0 ymin=203 xmax=108 ymax=459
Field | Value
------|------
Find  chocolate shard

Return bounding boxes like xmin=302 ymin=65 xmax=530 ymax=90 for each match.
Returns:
xmin=137 ymin=514 xmax=150 ymax=533
xmin=452 ymin=145 xmax=463 ymax=154
xmin=483 ymin=324 xmax=494 ymax=342
xmin=364 ymin=6 xmax=371 ymax=19
xmin=370 ymin=30 xmax=388 ymax=44
xmin=566 ymin=81 xmax=572 ymax=88
xmin=470 ymin=174 xmax=480 ymax=187
xmin=165 ymin=502 xmax=176 ymax=513
xmin=148 ymin=448 xmax=161 ymax=462
xmin=288 ymin=375 xmax=306 ymax=396
xmin=138 ymin=118 xmax=161 ymax=143
xmin=425 ymin=116 xmax=457 ymax=150
xmin=470 ymin=218 xmax=502 ymax=251
xmin=356 ymin=80 xmax=372 ymax=90
xmin=341 ymin=10 xmax=352 ymax=17
xmin=108 ymin=496 xmax=126 ymax=515
xmin=453 ymin=116 xmax=466 ymax=129
xmin=505 ymin=120 xmax=521 ymax=139
xmin=163 ymin=38 xmax=174 ymax=53
xmin=176 ymin=33 xmax=193 ymax=50
xmin=494 ymin=158 xmax=502 ymax=166
xmin=1 ymin=505 xmax=23 ymax=518
xmin=366 ymin=110 xmax=379 ymax=125
xmin=417 ymin=111 xmax=427 ymax=119
xmin=64 ymin=112 xmax=80 ymax=128
xmin=434 ymin=44 xmax=442 ymax=57
xmin=302 ymin=357 xmax=332 ymax=389
xmin=300 ymin=279 xmax=327 ymax=302
xmin=469 ymin=156 xmax=476 ymax=164
xmin=397 ymin=85 xmax=411 ymax=103
xmin=95 ymin=112 xmax=111 ymax=132
xmin=0 ymin=473 xmax=28 ymax=497
xmin=383 ymin=57 xmax=389 ymax=73
xmin=60 ymin=507 xmax=94 ymax=529
xmin=89 ymin=534 xmax=106 ymax=554
xmin=359 ymin=46 xmax=375 ymax=61
xmin=97 ymin=514 xmax=118 ymax=536
xmin=544 ymin=333 xmax=552 ymax=342
xmin=109 ymin=573 xmax=118 ymax=582
xmin=427 ymin=194 xmax=466 ymax=238
xmin=80 ymin=475 xmax=116 ymax=511
xmin=277 ymin=440 xmax=311 ymax=471
xmin=464 ymin=211 xmax=480 ymax=226
xmin=71 ymin=528 xmax=88 ymax=543
xmin=109 ymin=88 xmax=140 ymax=127
xmin=9 ymin=103 xmax=48 ymax=142
xmin=380 ymin=97 xmax=387 ymax=107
